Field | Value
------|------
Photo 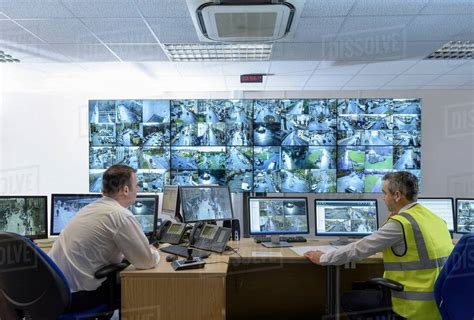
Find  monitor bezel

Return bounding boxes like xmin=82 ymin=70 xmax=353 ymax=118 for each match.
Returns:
xmin=417 ymin=197 xmax=455 ymax=233
xmin=50 ymin=193 xmax=102 ymax=236
xmin=0 ymin=195 xmax=48 ymax=240
xmin=179 ymin=185 xmax=234 ymax=223
xmin=248 ymin=196 xmax=310 ymax=236
xmin=133 ymin=194 xmax=159 ymax=237
xmin=455 ymin=198 xmax=474 ymax=234
xmin=161 ymin=185 xmax=182 ymax=222
xmin=314 ymin=198 xmax=379 ymax=237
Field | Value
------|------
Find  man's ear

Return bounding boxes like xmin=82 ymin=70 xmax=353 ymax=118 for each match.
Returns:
xmin=122 ymin=185 xmax=129 ymax=195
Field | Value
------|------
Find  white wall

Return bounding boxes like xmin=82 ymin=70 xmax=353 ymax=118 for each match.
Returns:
xmin=1 ymin=81 xmax=473 ymax=233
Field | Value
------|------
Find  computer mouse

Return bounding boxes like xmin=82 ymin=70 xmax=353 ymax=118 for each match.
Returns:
xmin=166 ymin=255 xmax=178 ymax=262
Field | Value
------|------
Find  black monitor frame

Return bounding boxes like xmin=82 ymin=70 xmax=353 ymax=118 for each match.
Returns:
xmin=314 ymin=199 xmax=379 ymax=237
xmin=50 ymin=193 xmax=102 ymax=236
xmin=161 ymin=185 xmax=182 ymax=222
xmin=248 ymin=196 xmax=310 ymax=236
xmin=417 ymin=197 xmax=455 ymax=233
xmin=455 ymin=198 xmax=474 ymax=234
xmin=0 ymin=195 xmax=48 ymax=240
xmin=131 ymin=194 xmax=159 ymax=237
xmin=179 ymin=185 xmax=234 ymax=223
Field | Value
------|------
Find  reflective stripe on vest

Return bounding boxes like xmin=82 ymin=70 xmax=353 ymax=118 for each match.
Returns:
xmin=392 ymin=290 xmax=434 ymax=301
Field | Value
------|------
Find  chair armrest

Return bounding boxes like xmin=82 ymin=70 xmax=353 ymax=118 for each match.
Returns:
xmin=94 ymin=262 xmax=130 ymax=279
xmin=367 ymin=277 xmax=404 ymax=292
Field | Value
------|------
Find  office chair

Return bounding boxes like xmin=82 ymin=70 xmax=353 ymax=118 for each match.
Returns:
xmin=0 ymin=232 xmax=129 ymax=320
xmin=434 ymin=233 xmax=474 ymax=320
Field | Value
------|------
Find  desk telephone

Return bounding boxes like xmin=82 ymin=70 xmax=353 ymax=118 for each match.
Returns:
xmin=156 ymin=220 xmax=186 ymax=245
xmin=189 ymin=222 xmax=231 ymax=253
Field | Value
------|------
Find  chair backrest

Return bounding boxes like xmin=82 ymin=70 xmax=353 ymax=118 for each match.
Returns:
xmin=0 ymin=232 xmax=71 ymax=319
xmin=434 ymin=233 xmax=474 ymax=320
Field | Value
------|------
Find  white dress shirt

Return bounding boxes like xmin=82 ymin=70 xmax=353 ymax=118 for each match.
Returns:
xmin=319 ymin=203 xmax=417 ymax=266
xmin=49 ymin=196 xmax=160 ymax=292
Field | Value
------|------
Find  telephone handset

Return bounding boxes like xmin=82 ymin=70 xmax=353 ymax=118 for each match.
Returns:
xmin=156 ymin=220 xmax=186 ymax=245
xmin=189 ymin=222 xmax=231 ymax=253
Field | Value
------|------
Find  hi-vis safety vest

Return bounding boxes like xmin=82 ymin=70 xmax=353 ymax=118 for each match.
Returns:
xmin=383 ymin=204 xmax=453 ymax=320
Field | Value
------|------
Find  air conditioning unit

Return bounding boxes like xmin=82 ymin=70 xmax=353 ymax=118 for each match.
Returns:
xmin=187 ymin=0 xmax=305 ymax=42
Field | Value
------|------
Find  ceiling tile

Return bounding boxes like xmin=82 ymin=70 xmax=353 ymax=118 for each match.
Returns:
xmin=447 ymin=61 xmax=474 ymax=75
xmin=418 ymin=85 xmax=461 ymax=90
xmin=358 ymin=60 xmax=419 ymax=74
xmin=0 ymin=20 xmax=43 ymax=44
xmin=404 ymin=60 xmax=468 ymax=75
xmin=306 ymin=74 xmax=353 ymax=86
xmin=426 ymin=74 xmax=474 ymax=86
xmin=265 ymin=75 xmax=309 ymax=87
xmin=380 ymin=85 xmax=422 ymax=90
xmin=269 ymin=61 xmax=320 ymax=76
xmin=350 ymin=0 xmax=430 ymax=16
xmin=386 ymin=74 xmax=441 ymax=86
xmin=108 ymin=44 xmax=168 ymax=61
xmin=81 ymin=18 xmax=156 ymax=44
xmin=337 ymin=16 xmax=413 ymax=37
xmin=263 ymin=86 xmax=304 ymax=91
xmin=221 ymin=62 xmax=270 ymax=76
xmin=344 ymin=75 xmax=396 ymax=87
xmin=16 ymin=19 xmax=99 ymax=44
xmin=315 ymin=61 xmax=366 ymax=75
xmin=289 ymin=17 xmax=344 ymax=42
xmin=134 ymin=0 xmax=191 ymax=18
xmin=271 ymin=43 xmax=324 ymax=60
xmin=146 ymin=18 xmax=199 ymax=43
xmin=301 ymin=0 xmax=356 ymax=17
xmin=405 ymin=15 xmax=474 ymax=41
xmin=48 ymin=44 xmax=119 ymax=62
xmin=0 ymin=0 xmax=73 ymax=18
xmin=176 ymin=62 xmax=224 ymax=76
xmin=131 ymin=62 xmax=179 ymax=76
xmin=420 ymin=0 xmax=474 ymax=15
xmin=0 ymin=43 xmax=71 ymax=62
xmin=456 ymin=84 xmax=474 ymax=90
xmin=61 ymin=0 xmax=140 ymax=18
xmin=304 ymin=86 xmax=344 ymax=90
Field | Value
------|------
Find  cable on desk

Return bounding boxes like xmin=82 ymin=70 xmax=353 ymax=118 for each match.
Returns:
xmin=223 ymin=245 xmax=242 ymax=258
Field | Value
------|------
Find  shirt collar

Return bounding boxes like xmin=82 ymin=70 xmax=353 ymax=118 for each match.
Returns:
xmin=399 ymin=201 xmax=417 ymax=213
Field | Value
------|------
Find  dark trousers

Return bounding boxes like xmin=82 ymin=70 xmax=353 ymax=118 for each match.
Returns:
xmin=341 ymin=289 xmax=397 ymax=320
xmin=69 ymin=278 xmax=120 ymax=317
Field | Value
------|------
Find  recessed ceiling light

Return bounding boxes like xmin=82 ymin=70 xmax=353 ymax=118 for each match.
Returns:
xmin=162 ymin=43 xmax=272 ymax=61
xmin=425 ymin=41 xmax=473 ymax=60
xmin=0 ymin=50 xmax=20 ymax=63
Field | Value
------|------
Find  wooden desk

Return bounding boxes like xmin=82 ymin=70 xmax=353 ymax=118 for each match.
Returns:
xmin=120 ymin=239 xmax=384 ymax=320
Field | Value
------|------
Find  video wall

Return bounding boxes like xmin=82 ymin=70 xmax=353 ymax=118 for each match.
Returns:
xmin=89 ymin=98 xmax=421 ymax=193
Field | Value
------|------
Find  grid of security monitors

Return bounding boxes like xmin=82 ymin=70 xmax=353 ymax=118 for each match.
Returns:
xmin=1 ymin=193 xmax=472 ymax=243
xmin=89 ymin=98 xmax=422 ymax=194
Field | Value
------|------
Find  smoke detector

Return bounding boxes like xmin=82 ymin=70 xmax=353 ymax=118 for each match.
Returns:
xmin=187 ymin=0 xmax=304 ymax=42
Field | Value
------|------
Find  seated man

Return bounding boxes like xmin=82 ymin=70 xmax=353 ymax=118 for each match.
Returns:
xmin=49 ymin=164 xmax=160 ymax=312
xmin=305 ymin=171 xmax=453 ymax=319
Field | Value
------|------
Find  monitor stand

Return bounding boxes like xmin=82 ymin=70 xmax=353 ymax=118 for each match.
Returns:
xmin=329 ymin=237 xmax=352 ymax=246
xmin=261 ymin=235 xmax=292 ymax=248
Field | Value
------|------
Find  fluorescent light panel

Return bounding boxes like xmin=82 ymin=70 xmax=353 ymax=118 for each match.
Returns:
xmin=0 ymin=50 xmax=20 ymax=63
xmin=163 ymin=43 xmax=272 ymax=61
xmin=426 ymin=41 xmax=473 ymax=60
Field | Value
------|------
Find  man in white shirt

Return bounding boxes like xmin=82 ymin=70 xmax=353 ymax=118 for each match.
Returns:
xmin=49 ymin=164 xmax=160 ymax=312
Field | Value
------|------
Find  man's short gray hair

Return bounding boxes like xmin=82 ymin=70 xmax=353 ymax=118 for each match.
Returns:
xmin=382 ymin=171 xmax=418 ymax=201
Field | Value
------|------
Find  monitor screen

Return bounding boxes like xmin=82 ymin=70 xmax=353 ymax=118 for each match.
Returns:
xmin=456 ymin=198 xmax=474 ymax=233
xmin=0 ymin=196 xmax=48 ymax=239
xmin=417 ymin=197 xmax=454 ymax=232
xmin=248 ymin=197 xmax=309 ymax=236
xmin=129 ymin=195 xmax=158 ymax=235
xmin=180 ymin=186 xmax=233 ymax=223
xmin=51 ymin=194 xmax=101 ymax=235
xmin=161 ymin=185 xmax=181 ymax=221
xmin=315 ymin=199 xmax=378 ymax=236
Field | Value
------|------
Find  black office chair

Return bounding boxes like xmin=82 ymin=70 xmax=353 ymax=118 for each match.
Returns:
xmin=0 ymin=232 xmax=129 ymax=320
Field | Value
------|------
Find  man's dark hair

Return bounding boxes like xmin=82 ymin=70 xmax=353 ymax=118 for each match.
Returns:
xmin=102 ymin=164 xmax=136 ymax=196
xmin=382 ymin=171 xmax=418 ymax=201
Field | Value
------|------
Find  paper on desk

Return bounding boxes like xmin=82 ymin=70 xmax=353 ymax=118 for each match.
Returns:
xmin=252 ymin=251 xmax=283 ymax=257
xmin=290 ymin=245 xmax=342 ymax=256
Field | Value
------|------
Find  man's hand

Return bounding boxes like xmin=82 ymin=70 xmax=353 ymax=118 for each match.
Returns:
xmin=304 ymin=250 xmax=325 ymax=265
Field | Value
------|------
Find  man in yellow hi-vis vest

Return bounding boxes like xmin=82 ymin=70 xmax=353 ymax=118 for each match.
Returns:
xmin=304 ymin=172 xmax=453 ymax=319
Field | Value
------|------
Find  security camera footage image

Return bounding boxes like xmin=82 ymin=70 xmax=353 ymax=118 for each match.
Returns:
xmin=315 ymin=200 xmax=378 ymax=236
xmin=249 ymin=198 xmax=309 ymax=235
xmin=180 ymin=187 xmax=233 ymax=223
xmin=89 ymin=98 xmax=421 ymax=193
xmin=51 ymin=194 xmax=101 ymax=235
xmin=0 ymin=197 xmax=47 ymax=239
xmin=128 ymin=197 xmax=156 ymax=234
xmin=457 ymin=199 xmax=474 ymax=233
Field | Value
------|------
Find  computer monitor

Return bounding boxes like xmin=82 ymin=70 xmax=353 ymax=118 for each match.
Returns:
xmin=0 ymin=196 xmax=48 ymax=239
xmin=161 ymin=185 xmax=182 ymax=222
xmin=315 ymin=199 xmax=378 ymax=245
xmin=248 ymin=197 xmax=309 ymax=247
xmin=129 ymin=195 xmax=158 ymax=236
xmin=50 ymin=194 xmax=101 ymax=235
xmin=417 ymin=197 xmax=455 ymax=233
xmin=180 ymin=186 xmax=233 ymax=223
xmin=456 ymin=198 xmax=474 ymax=234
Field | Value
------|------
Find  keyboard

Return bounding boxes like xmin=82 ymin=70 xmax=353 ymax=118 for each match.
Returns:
xmin=254 ymin=236 xmax=307 ymax=243
xmin=160 ymin=245 xmax=211 ymax=259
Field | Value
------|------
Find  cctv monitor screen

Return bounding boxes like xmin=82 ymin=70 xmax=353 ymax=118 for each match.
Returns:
xmin=129 ymin=195 xmax=158 ymax=235
xmin=161 ymin=185 xmax=181 ymax=221
xmin=456 ymin=198 xmax=474 ymax=233
xmin=0 ymin=196 xmax=48 ymax=239
xmin=180 ymin=186 xmax=233 ymax=223
xmin=315 ymin=199 xmax=378 ymax=236
xmin=248 ymin=197 xmax=309 ymax=236
xmin=51 ymin=194 xmax=101 ymax=235
xmin=417 ymin=197 xmax=454 ymax=232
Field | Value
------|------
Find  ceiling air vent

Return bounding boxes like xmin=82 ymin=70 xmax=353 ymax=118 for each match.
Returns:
xmin=425 ymin=41 xmax=473 ymax=60
xmin=187 ymin=0 xmax=304 ymax=42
